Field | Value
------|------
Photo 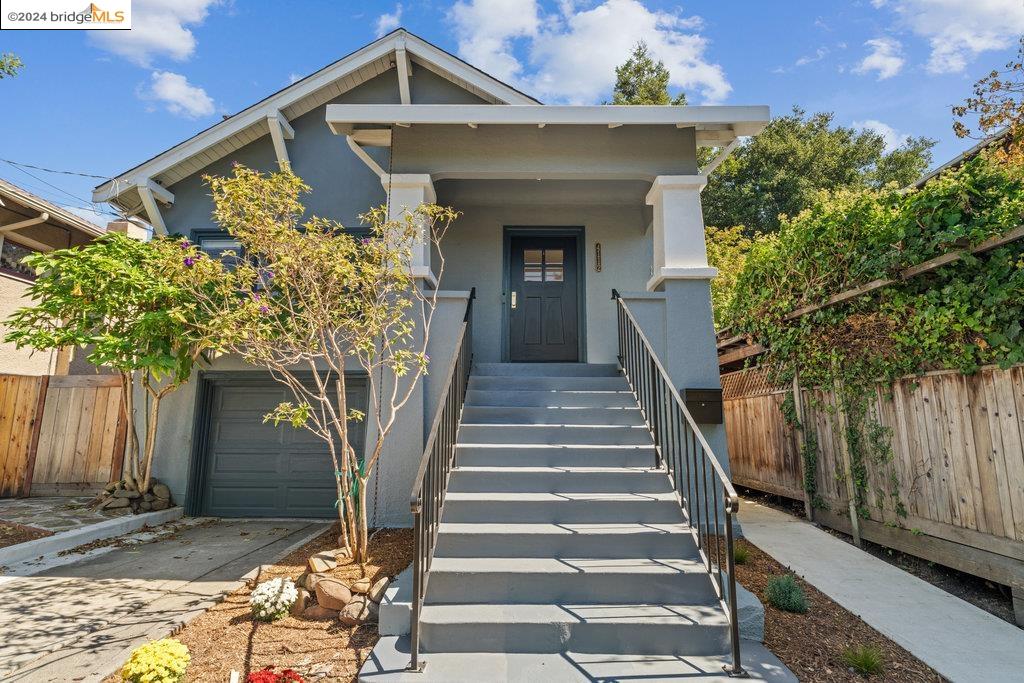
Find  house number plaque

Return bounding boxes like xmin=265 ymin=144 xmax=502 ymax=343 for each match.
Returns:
xmin=595 ymin=242 xmax=602 ymax=272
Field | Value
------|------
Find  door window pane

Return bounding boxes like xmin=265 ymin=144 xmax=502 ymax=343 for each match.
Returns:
xmin=544 ymin=249 xmax=563 ymax=282
xmin=524 ymin=248 xmax=543 ymax=281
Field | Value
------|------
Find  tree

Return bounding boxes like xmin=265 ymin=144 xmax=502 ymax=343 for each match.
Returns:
xmin=953 ymin=36 xmax=1024 ymax=164
xmin=5 ymin=232 xmax=224 ymax=494
xmin=185 ymin=166 xmax=456 ymax=565
xmin=702 ymin=108 xmax=934 ymax=234
xmin=0 ymin=52 xmax=22 ymax=79
xmin=705 ymin=225 xmax=752 ymax=328
xmin=610 ymin=41 xmax=686 ymax=105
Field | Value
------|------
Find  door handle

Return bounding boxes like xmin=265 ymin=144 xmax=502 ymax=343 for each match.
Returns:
xmin=511 ymin=291 xmax=517 ymax=309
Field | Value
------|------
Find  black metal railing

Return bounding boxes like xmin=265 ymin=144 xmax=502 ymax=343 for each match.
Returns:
xmin=407 ymin=287 xmax=475 ymax=672
xmin=612 ymin=290 xmax=745 ymax=677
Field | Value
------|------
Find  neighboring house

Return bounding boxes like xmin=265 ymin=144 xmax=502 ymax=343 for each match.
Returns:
xmin=0 ymin=178 xmax=106 ymax=375
xmin=94 ymin=29 xmax=769 ymax=524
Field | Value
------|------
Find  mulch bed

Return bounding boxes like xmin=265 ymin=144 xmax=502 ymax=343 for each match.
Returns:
xmin=162 ymin=525 xmax=411 ymax=683
xmin=0 ymin=520 xmax=53 ymax=549
xmin=735 ymin=538 xmax=944 ymax=682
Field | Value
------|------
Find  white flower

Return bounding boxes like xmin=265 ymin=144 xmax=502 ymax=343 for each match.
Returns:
xmin=249 ymin=577 xmax=298 ymax=622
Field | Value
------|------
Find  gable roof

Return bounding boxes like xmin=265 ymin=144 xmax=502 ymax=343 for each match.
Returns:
xmin=93 ymin=29 xmax=540 ymax=212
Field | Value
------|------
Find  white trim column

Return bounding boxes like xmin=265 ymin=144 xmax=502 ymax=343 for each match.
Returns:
xmin=382 ymin=173 xmax=437 ymax=286
xmin=645 ymin=175 xmax=716 ymax=291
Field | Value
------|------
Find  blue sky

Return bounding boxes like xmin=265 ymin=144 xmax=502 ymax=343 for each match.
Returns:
xmin=1 ymin=0 xmax=1022 ymax=226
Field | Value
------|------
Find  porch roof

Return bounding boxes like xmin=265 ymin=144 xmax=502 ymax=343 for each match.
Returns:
xmin=326 ymin=104 xmax=770 ymax=146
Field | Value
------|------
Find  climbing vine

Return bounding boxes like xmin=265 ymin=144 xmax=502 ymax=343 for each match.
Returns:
xmin=724 ymin=152 xmax=1024 ymax=516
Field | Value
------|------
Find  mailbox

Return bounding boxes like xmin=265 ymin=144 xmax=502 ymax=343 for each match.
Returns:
xmin=683 ymin=388 xmax=723 ymax=424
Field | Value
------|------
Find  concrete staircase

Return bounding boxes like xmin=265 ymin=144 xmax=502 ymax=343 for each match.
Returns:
xmin=362 ymin=363 xmax=791 ymax=681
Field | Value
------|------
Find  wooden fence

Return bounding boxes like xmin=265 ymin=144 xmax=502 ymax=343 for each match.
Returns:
xmin=0 ymin=374 xmax=126 ymax=497
xmin=724 ymin=364 xmax=1024 ymax=617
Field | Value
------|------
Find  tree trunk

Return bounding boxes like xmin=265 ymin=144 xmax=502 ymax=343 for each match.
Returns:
xmin=140 ymin=390 xmax=162 ymax=493
xmin=357 ymin=475 xmax=369 ymax=566
xmin=121 ymin=371 xmax=141 ymax=490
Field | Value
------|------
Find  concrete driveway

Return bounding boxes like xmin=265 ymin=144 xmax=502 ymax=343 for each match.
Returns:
xmin=0 ymin=518 xmax=328 ymax=682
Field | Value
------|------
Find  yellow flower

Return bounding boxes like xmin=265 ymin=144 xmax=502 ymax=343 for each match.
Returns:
xmin=121 ymin=638 xmax=190 ymax=683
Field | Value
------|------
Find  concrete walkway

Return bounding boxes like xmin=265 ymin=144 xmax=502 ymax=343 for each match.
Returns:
xmin=739 ymin=499 xmax=1024 ymax=683
xmin=0 ymin=518 xmax=329 ymax=682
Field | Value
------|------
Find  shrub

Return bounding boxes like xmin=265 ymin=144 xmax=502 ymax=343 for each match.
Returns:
xmin=247 ymin=667 xmax=306 ymax=683
xmin=842 ymin=644 xmax=885 ymax=676
xmin=733 ymin=544 xmax=750 ymax=565
xmin=121 ymin=638 xmax=190 ymax=683
xmin=249 ymin=577 xmax=298 ymax=622
xmin=764 ymin=574 xmax=809 ymax=613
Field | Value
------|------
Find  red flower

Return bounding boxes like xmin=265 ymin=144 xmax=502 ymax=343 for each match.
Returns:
xmin=246 ymin=667 xmax=306 ymax=683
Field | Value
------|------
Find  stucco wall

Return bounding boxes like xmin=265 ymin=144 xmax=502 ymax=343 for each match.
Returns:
xmin=0 ymin=274 xmax=54 ymax=375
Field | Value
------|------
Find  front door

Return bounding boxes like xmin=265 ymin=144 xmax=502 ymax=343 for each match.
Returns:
xmin=509 ymin=235 xmax=579 ymax=362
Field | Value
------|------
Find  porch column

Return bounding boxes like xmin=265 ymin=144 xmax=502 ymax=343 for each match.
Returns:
xmin=643 ymin=174 xmax=731 ymax=479
xmin=644 ymin=175 xmax=716 ymax=292
xmin=382 ymin=173 xmax=436 ymax=286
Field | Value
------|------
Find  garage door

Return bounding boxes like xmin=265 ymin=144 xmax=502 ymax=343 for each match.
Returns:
xmin=197 ymin=374 xmax=367 ymax=518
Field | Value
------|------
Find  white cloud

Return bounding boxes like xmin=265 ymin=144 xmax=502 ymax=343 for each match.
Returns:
xmin=375 ymin=4 xmax=403 ymax=38
xmin=90 ymin=0 xmax=221 ymax=67
xmin=881 ymin=0 xmax=1024 ymax=74
xmin=855 ymin=119 xmax=909 ymax=153
xmin=141 ymin=71 xmax=215 ymax=118
xmin=450 ymin=0 xmax=541 ymax=82
xmin=450 ymin=0 xmax=729 ymax=104
xmin=854 ymin=37 xmax=904 ymax=80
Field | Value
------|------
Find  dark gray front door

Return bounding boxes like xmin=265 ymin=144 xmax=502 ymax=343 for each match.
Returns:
xmin=509 ymin=236 xmax=579 ymax=362
xmin=200 ymin=376 xmax=366 ymax=517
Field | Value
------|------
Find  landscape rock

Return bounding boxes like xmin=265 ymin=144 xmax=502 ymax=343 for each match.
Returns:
xmin=304 ymin=573 xmax=327 ymax=592
xmin=366 ymin=600 xmax=379 ymax=623
xmin=350 ymin=578 xmax=371 ymax=594
xmin=291 ymin=588 xmax=311 ymax=617
xmin=308 ymin=551 xmax=337 ymax=574
xmin=151 ymin=499 xmax=170 ymax=511
xmin=104 ymin=497 xmax=130 ymax=509
xmin=302 ymin=604 xmax=336 ymax=620
xmin=112 ymin=489 xmax=141 ymax=499
xmin=368 ymin=577 xmax=389 ymax=603
xmin=103 ymin=481 xmax=118 ymax=493
xmin=139 ymin=501 xmax=152 ymax=511
xmin=152 ymin=483 xmax=171 ymax=500
xmin=315 ymin=578 xmax=352 ymax=610
xmin=338 ymin=596 xmax=369 ymax=626
xmin=335 ymin=547 xmax=352 ymax=560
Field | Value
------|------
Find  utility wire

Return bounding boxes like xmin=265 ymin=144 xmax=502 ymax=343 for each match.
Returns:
xmin=0 ymin=158 xmax=115 ymax=180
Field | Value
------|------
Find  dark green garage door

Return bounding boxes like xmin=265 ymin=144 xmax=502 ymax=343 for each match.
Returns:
xmin=198 ymin=374 xmax=367 ymax=518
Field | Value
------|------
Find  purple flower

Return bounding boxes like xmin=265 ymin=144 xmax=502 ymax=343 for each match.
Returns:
xmin=361 ymin=238 xmax=371 ymax=245
xmin=259 ymin=305 xmax=270 ymax=315
xmin=180 ymin=239 xmax=191 ymax=249
xmin=262 ymin=269 xmax=274 ymax=279
xmin=424 ymin=353 xmax=430 ymax=362
xmin=183 ymin=256 xmax=196 ymax=267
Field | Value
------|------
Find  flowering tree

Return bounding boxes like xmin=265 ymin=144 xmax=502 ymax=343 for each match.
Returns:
xmin=187 ymin=166 xmax=455 ymax=563
xmin=4 ymin=232 xmax=225 ymax=494
xmin=954 ymin=36 xmax=1024 ymax=164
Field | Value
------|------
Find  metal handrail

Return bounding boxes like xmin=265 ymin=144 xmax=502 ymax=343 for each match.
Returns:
xmin=407 ymin=287 xmax=475 ymax=673
xmin=612 ymin=290 xmax=746 ymax=677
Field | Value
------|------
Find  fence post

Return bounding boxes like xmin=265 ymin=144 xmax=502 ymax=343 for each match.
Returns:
xmin=791 ymin=371 xmax=813 ymax=522
xmin=831 ymin=370 xmax=862 ymax=547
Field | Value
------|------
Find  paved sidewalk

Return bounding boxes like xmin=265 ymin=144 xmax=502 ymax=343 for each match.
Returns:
xmin=739 ymin=499 xmax=1024 ymax=683
xmin=0 ymin=496 xmax=123 ymax=532
xmin=0 ymin=518 xmax=329 ymax=682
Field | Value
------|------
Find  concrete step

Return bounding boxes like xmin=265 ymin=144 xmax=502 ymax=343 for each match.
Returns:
xmin=441 ymin=492 xmax=684 ymax=524
xmin=360 ymin=636 xmax=798 ymax=682
xmin=419 ymin=602 xmax=730 ymax=655
xmin=473 ymin=363 xmax=620 ymax=377
xmin=426 ymin=557 xmax=714 ymax=604
xmin=465 ymin=389 xmax=638 ymax=408
xmin=447 ymin=467 xmax=672 ymax=494
xmin=456 ymin=445 xmax=656 ymax=468
xmin=461 ymin=405 xmax=644 ymax=426
xmin=434 ymin=522 xmax=697 ymax=559
xmin=458 ymin=424 xmax=653 ymax=446
xmin=469 ymin=376 xmax=628 ymax=392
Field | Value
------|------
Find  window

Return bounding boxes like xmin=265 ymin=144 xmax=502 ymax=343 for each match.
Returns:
xmin=0 ymin=238 xmax=40 ymax=280
xmin=195 ymin=232 xmax=242 ymax=262
xmin=523 ymin=248 xmax=563 ymax=282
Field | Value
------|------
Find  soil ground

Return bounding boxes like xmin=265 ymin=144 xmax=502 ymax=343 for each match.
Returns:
xmin=164 ymin=526 xmax=411 ymax=683
xmin=0 ymin=520 xmax=53 ymax=549
xmin=735 ymin=538 xmax=944 ymax=682
xmin=739 ymin=487 xmax=1017 ymax=627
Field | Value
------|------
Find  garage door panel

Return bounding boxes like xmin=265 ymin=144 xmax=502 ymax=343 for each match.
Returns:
xmin=200 ymin=375 xmax=367 ymax=518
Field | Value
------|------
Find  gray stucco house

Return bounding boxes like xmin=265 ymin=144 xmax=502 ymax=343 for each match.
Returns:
xmin=95 ymin=29 xmax=776 ymax=677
